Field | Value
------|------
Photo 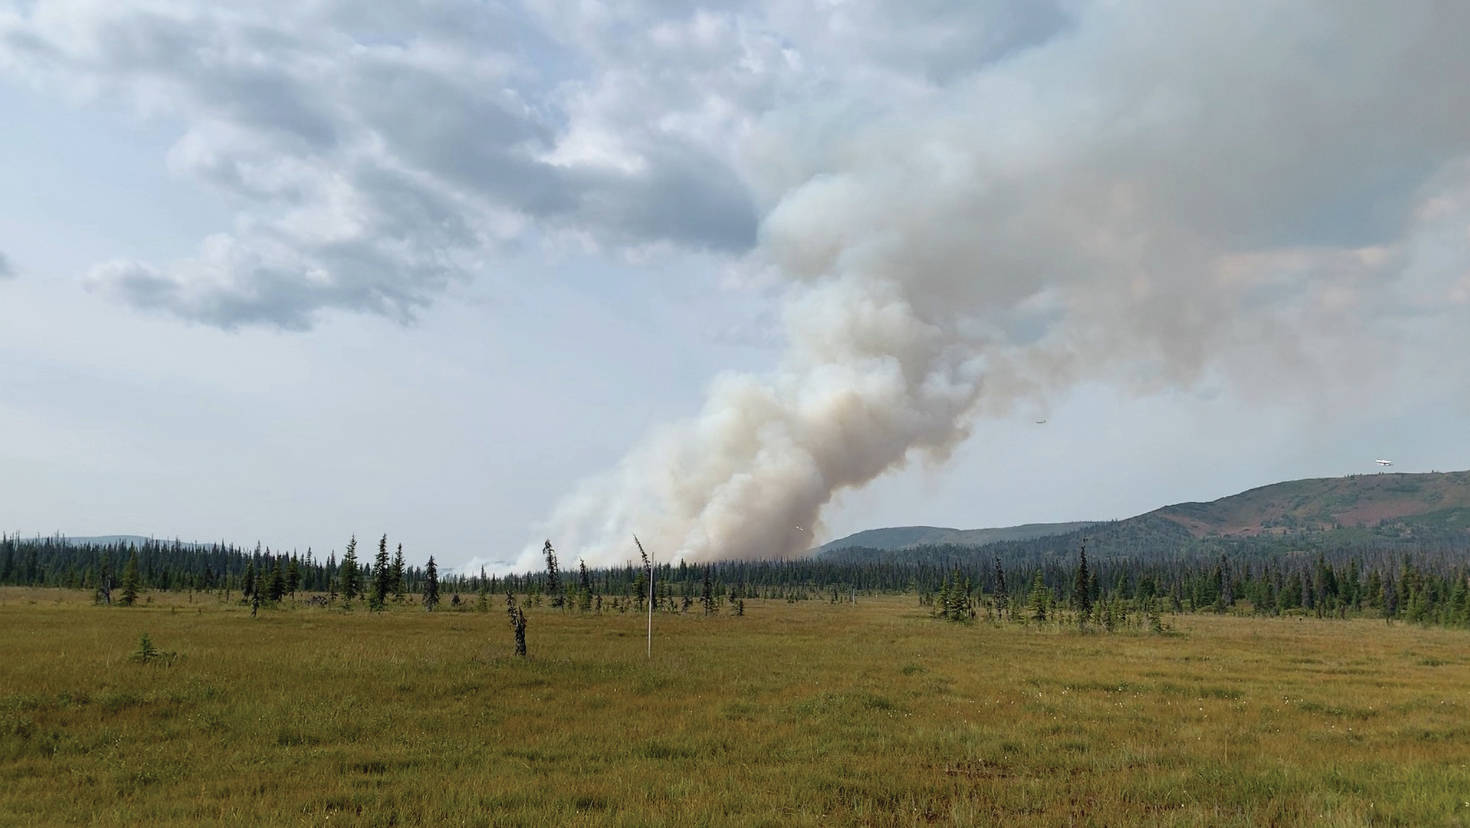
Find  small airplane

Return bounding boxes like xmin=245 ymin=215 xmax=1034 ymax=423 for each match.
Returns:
xmin=1034 ymin=418 xmax=1047 ymax=425
xmin=1375 ymin=459 xmax=1393 ymax=467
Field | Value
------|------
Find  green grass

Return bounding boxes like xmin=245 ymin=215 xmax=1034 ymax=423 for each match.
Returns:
xmin=3 ymin=587 xmax=1469 ymax=825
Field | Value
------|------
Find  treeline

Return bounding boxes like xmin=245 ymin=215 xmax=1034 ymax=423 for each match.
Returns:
xmin=919 ymin=549 xmax=1470 ymax=628
xmin=4 ymin=531 xmax=1470 ymax=627
xmin=0 ymin=534 xmax=449 ymax=598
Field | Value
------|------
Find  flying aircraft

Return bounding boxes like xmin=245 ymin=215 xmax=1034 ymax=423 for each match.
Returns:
xmin=1375 ymin=459 xmax=1393 ymax=467
xmin=1034 ymin=418 xmax=1048 ymax=424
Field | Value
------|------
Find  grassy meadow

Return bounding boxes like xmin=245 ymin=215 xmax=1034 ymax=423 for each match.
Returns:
xmin=3 ymin=587 xmax=1469 ymax=826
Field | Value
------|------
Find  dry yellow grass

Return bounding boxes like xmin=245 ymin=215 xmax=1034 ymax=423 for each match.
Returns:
xmin=2 ymin=587 xmax=1468 ymax=825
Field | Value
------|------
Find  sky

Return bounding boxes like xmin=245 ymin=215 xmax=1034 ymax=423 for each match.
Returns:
xmin=2 ymin=0 xmax=1468 ymax=574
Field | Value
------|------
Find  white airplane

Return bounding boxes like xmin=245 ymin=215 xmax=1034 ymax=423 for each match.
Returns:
xmin=1375 ymin=459 xmax=1393 ymax=467
xmin=1034 ymin=418 xmax=1048 ymax=424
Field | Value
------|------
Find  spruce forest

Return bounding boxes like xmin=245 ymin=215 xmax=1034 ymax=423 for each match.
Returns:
xmin=7 ymin=522 xmax=1470 ymax=627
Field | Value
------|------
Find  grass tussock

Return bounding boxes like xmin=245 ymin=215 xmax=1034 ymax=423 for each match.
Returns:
xmin=1 ymin=586 xmax=1469 ymax=825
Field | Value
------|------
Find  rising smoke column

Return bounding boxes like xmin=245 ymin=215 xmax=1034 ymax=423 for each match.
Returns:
xmin=527 ymin=1 xmax=1470 ymax=571
xmin=535 ymin=272 xmax=985 ymax=567
xmin=530 ymin=127 xmax=1095 ymax=569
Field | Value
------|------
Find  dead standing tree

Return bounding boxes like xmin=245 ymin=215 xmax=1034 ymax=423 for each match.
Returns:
xmin=505 ymin=591 xmax=527 ymax=657
xmin=635 ymin=535 xmax=653 ymax=658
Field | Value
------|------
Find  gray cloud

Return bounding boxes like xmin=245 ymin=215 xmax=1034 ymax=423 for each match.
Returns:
xmin=1 ymin=0 xmax=766 ymax=327
xmin=0 ymin=250 xmax=13 ymax=279
xmin=2 ymin=0 xmax=1084 ymax=328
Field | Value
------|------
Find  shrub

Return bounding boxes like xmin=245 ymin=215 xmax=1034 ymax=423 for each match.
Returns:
xmin=129 ymin=633 xmax=179 ymax=666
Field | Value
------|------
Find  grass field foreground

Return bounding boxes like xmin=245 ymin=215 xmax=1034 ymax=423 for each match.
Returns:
xmin=3 ymin=588 xmax=1469 ymax=825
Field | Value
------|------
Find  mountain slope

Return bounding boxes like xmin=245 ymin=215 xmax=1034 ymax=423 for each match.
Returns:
xmin=815 ymin=522 xmax=1095 ymax=556
xmin=1150 ymin=471 xmax=1470 ymax=537
xmin=819 ymin=470 xmax=1470 ymax=566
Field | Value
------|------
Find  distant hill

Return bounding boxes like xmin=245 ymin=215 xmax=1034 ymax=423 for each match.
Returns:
xmin=820 ymin=471 xmax=1470 ymax=567
xmin=815 ymin=522 xmax=1094 ymax=556
xmin=1150 ymin=470 xmax=1470 ymax=536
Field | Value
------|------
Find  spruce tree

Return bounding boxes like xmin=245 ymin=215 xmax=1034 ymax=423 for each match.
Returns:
xmin=267 ymin=558 xmax=286 ymax=603
xmin=1381 ymin=576 xmax=1398 ymax=619
xmin=371 ymin=534 xmax=392 ymax=610
xmin=992 ymin=556 xmax=1008 ymax=619
xmin=96 ymin=551 xmax=115 ymax=606
xmin=1073 ymin=541 xmax=1092 ymax=615
xmin=1214 ymin=554 xmax=1231 ymax=613
xmin=701 ymin=566 xmax=714 ymax=615
xmin=242 ymin=559 xmax=257 ymax=601
xmin=119 ymin=549 xmax=140 ymax=607
xmin=543 ymin=540 xmax=563 ymax=608
xmin=339 ymin=536 xmax=360 ymax=602
xmin=577 ymin=560 xmax=593 ymax=612
xmin=632 ymin=568 xmax=647 ymax=612
xmin=391 ymin=544 xmax=406 ymax=600
xmin=285 ymin=556 xmax=301 ymax=597
xmin=423 ymin=555 xmax=440 ymax=612
xmin=1029 ymin=571 xmax=1049 ymax=622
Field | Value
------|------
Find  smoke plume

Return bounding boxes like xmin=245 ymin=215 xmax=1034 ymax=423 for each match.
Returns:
xmin=529 ymin=1 xmax=1470 ymax=570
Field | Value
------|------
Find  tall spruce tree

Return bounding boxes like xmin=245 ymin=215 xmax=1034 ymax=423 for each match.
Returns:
xmin=1073 ymin=541 xmax=1092 ymax=614
xmin=119 ymin=549 xmax=140 ymax=607
xmin=1029 ymin=571 xmax=1049 ymax=622
xmin=391 ymin=543 xmax=406 ymax=600
xmin=543 ymin=540 xmax=563 ymax=608
xmin=96 ymin=550 xmax=115 ymax=605
xmin=267 ymin=558 xmax=286 ymax=603
xmin=423 ymin=555 xmax=440 ymax=611
xmin=371 ymin=534 xmax=392 ymax=610
xmin=1214 ymin=554 xmax=1232 ymax=613
xmin=577 ymin=560 xmax=593 ymax=612
xmin=993 ymin=556 xmax=1008 ymax=618
xmin=339 ymin=535 xmax=361 ymax=602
